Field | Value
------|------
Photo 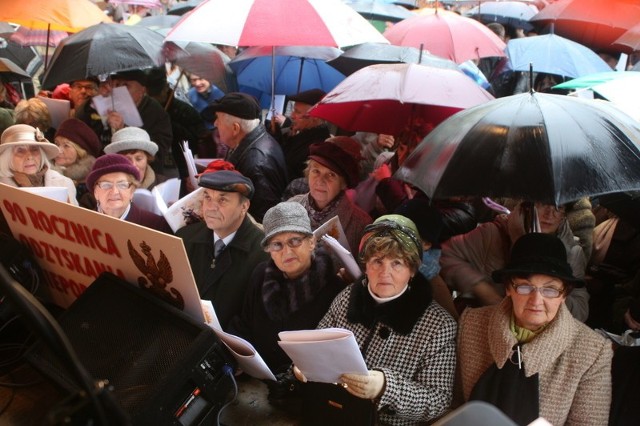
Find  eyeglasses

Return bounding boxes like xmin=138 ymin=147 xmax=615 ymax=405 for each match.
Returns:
xmin=512 ymin=283 xmax=564 ymax=298
xmin=95 ymin=181 xmax=133 ymax=191
xmin=264 ymin=236 xmax=307 ymax=253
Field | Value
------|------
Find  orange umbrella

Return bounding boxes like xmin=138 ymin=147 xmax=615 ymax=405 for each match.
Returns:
xmin=0 ymin=0 xmax=111 ymax=33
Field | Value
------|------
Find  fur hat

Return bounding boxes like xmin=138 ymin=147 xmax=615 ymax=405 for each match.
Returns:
xmin=308 ymin=142 xmax=359 ymax=188
xmin=55 ymin=118 xmax=102 ymax=157
xmin=198 ymin=169 xmax=254 ymax=200
xmin=261 ymin=201 xmax=312 ymax=247
xmin=201 ymin=92 xmax=261 ymax=122
xmin=104 ymin=127 xmax=158 ymax=156
xmin=86 ymin=154 xmax=140 ymax=190
xmin=0 ymin=123 xmax=59 ymax=159
xmin=492 ymin=233 xmax=583 ymax=285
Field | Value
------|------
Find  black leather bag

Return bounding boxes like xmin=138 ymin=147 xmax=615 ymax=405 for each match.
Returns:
xmin=301 ymin=381 xmax=377 ymax=426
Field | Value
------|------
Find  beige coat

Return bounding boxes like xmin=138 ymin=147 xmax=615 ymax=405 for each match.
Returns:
xmin=458 ymin=299 xmax=612 ymax=425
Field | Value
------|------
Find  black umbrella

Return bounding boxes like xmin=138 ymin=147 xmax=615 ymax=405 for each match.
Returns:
xmin=41 ymin=22 xmax=165 ymax=89
xmin=395 ymin=92 xmax=640 ymax=206
xmin=328 ymin=42 xmax=458 ymax=76
xmin=167 ymin=0 xmax=203 ymax=16
xmin=0 ymin=57 xmax=32 ymax=82
xmin=0 ymin=40 xmax=41 ymax=76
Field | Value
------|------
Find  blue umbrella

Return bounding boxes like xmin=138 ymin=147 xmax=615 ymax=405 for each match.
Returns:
xmin=229 ymin=45 xmax=345 ymax=108
xmin=506 ymin=33 xmax=612 ymax=79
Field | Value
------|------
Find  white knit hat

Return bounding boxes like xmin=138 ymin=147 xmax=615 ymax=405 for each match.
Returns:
xmin=104 ymin=127 xmax=158 ymax=156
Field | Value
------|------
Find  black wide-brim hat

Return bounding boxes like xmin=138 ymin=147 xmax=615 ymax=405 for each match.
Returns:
xmin=492 ymin=233 xmax=584 ymax=287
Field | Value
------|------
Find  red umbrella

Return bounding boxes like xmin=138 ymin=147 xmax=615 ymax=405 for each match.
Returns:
xmin=308 ymin=63 xmax=494 ymax=135
xmin=530 ymin=0 xmax=640 ymax=53
xmin=612 ymin=22 xmax=640 ymax=53
xmin=383 ymin=9 xmax=506 ymax=64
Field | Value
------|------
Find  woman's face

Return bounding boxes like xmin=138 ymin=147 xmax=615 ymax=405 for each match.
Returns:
xmin=267 ymin=232 xmax=315 ymax=279
xmin=93 ymin=171 xmax=135 ymax=218
xmin=535 ymin=203 xmax=565 ymax=234
xmin=123 ymin=150 xmax=148 ymax=181
xmin=54 ymin=136 xmax=78 ymax=167
xmin=506 ymin=274 xmax=567 ymax=331
xmin=12 ymin=145 xmax=42 ymax=175
xmin=365 ymin=253 xmax=413 ymax=298
xmin=308 ymin=160 xmax=345 ymax=210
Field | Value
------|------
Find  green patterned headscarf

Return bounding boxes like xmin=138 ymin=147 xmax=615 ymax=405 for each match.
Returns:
xmin=359 ymin=214 xmax=423 ymax=263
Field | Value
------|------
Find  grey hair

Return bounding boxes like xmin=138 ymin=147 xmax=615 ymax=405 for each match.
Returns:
xmin=219 ymin=113 xmax=260 ymax=133
xmin=0 ymin=145 xmax=51 ymax=178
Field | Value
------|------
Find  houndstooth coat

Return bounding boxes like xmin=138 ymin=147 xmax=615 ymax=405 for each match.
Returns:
xmin=317 ymin=274 xmax=457 ymax=425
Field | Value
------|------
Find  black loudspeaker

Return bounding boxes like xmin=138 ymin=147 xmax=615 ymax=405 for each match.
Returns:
xmin=26 ymin=272 xmax=236 ymax=425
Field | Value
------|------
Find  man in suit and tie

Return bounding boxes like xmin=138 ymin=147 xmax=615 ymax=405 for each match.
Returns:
xmin=176 ymin=169 xmax=268 ymax=328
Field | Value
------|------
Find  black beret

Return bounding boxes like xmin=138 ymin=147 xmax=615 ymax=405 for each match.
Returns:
xmin=288 ymin=88 xmax=326 ymax=106
xmin=198 ymin=170 xmax=254 ymax=200
xmin=201 ymin=92 xmax=261 ymax=122
xmin=110 ymin=69 xmax=147 ymax=86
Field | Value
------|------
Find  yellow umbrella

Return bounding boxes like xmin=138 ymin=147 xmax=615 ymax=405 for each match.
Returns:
xmin=0 ymin=0 xmax=112 ymax=33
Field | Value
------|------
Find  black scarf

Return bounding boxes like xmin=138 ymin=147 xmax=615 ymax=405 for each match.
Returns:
xmin=261 ymin=249 xmax=333 ymax=321
xmin=346 ymin=273 xmax=433 ymax=335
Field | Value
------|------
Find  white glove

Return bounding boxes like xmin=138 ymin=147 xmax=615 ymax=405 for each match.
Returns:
xmin=340 ymin=370 xmax=385 ymax=400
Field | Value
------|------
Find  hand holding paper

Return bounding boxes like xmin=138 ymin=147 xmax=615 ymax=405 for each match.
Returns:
xmin=341 ymin=370 xmax=385 ymax=400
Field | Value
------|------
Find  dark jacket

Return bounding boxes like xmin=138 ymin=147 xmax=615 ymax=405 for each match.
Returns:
xmin=280 ymin=125 xmax=331 ymax=183
xmin=175 ymin=216 xmax=268 ymax=328
xmin=227 ymin=125 xmax=288 ymax=222
xmin=228 ymin=249 xmax=344 ymax=374
xmin=75 ymin=95 xmax=174 ymax=174
xmin=124 ymin=203 xmax=172 ymax=234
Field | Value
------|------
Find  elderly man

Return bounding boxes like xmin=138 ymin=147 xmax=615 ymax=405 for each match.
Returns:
xmin=176 ymin=169 xmax=268 ymax=328
xmin=68 ymin=79 xmax=98 ymax=117
xmin=203 ymin=92 xmax=287 ymax=222
xmin=75 ymin=70 xmax=174 ymax=176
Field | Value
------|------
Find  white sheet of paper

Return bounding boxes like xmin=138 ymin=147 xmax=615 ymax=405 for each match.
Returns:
xmin=152 ymin=178 xmax=181 ymax=207
xmin=214 ymin=329 xmax=277 ymax=381
xmin=182 ymin=141 xmax=198 ymax=189
xmin=313 ymin=215 xmax=351 ymax=252
xmin=163 ymin=187 xmax=203 ymax=232
xmin=133 ymin=188 xmax=161 ymax=215
xmin=91 ymin=86 xmax=143 ymax=127
xmin=38 ymin=96 xmax=70 ymax=129
xmin=20 ymin=186 xmax=68 ymax=203
xmin=278 ymin=328 xmax=368 ymax=383
xmin=321 ymin=235 xmax=362 ymax=281
xmin=266 ymin=94 xmax=286 ymax=120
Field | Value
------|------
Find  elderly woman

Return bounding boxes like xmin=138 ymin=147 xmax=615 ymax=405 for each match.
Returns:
xmin=53 ymin=118 xmax=102 ymax=201
xmin=104 ymin=127 xmax=166 ymax=190
xmin=458 ymin=233 xmax=612 ymax=426
xmin=300 ymin=214 xmax=457 ymax=425
xmin=0 ymin=124 xmax=78 ymax=205
xmin=85 ymin=154 xmax=172 ymax=233
xmin=228 ymin=201 xmax=345 ymax=374
xmin=14 ymin=98 xmax=56 ymax=141
xmin=289 ymin=142 xmax=372 ymax=254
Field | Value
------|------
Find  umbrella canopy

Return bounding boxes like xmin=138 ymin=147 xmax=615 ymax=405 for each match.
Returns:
xmin=465 ymin=1 xmax=538 ymax=31
xmin=612 ymin=22 xmax=640 ymax=53
xmin=345 ymin=1 xmax=415 ymax=23
xmin=165 ymin=0 xmax=388 ymax=47
xmin=9 ymin=26 xmax=68 ymax=47
xmin=229 ymin=46 xmax=345 ymax=99
xmin=328 ymin=42 xmax=458 ymax=75
xmin=308 ymin=62 xmax=494 ymax=135
xmin=395 ymin=92 xmax=640 ymax=206
xmin=0 ymin=0 xmax=111 ymax=33
xmin=383 ymin=10 xmax=506 ymax=64
xmin=41 ymin=23 xmax=166 ymax=89
xmin=552 ymin=71 xmax=624 ymax=90
xmin=136 ymin=15 xmax=181 ymax=32
xmin=0 ymin=57 xmax=32 ymax=82
xmin=167 ymin=0 xmax=204 ymax=16
xmin=530 ymin=0 xmax=640 ymax=53
xmin=506 ymin=33 xmax=612 ymax=79
xmin=0 ymin=40 xmax=42 ymax=77
xmin=110 ymin=0 xmax=163 ymax=7
xmin=164 ymin=40 xmax=233 ymax=92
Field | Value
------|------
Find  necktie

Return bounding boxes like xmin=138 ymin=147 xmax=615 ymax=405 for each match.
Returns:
xmin=214 ymin=239 xmax=226 ymax=258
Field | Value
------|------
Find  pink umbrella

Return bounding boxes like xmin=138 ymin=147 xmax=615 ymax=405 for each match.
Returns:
xmin=9 ymin=26 xmax=68 ymax=47
xmin=308 ymin=63 xmax=494 ymax=135
xmin=383 ymin=9 xmax=506 ymax=64
xmin=164 ymin=0 xmax=388 ymax=47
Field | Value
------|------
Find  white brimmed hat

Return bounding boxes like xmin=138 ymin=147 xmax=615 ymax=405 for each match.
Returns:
xmin=104 ymin=127 xmax=158 ymax=156
xmin=0 ymin=124 xmax=60 ymax=160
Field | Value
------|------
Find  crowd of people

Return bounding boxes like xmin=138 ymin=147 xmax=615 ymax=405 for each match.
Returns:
xmin=0 ymin=1 xmax=638 ymax=425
